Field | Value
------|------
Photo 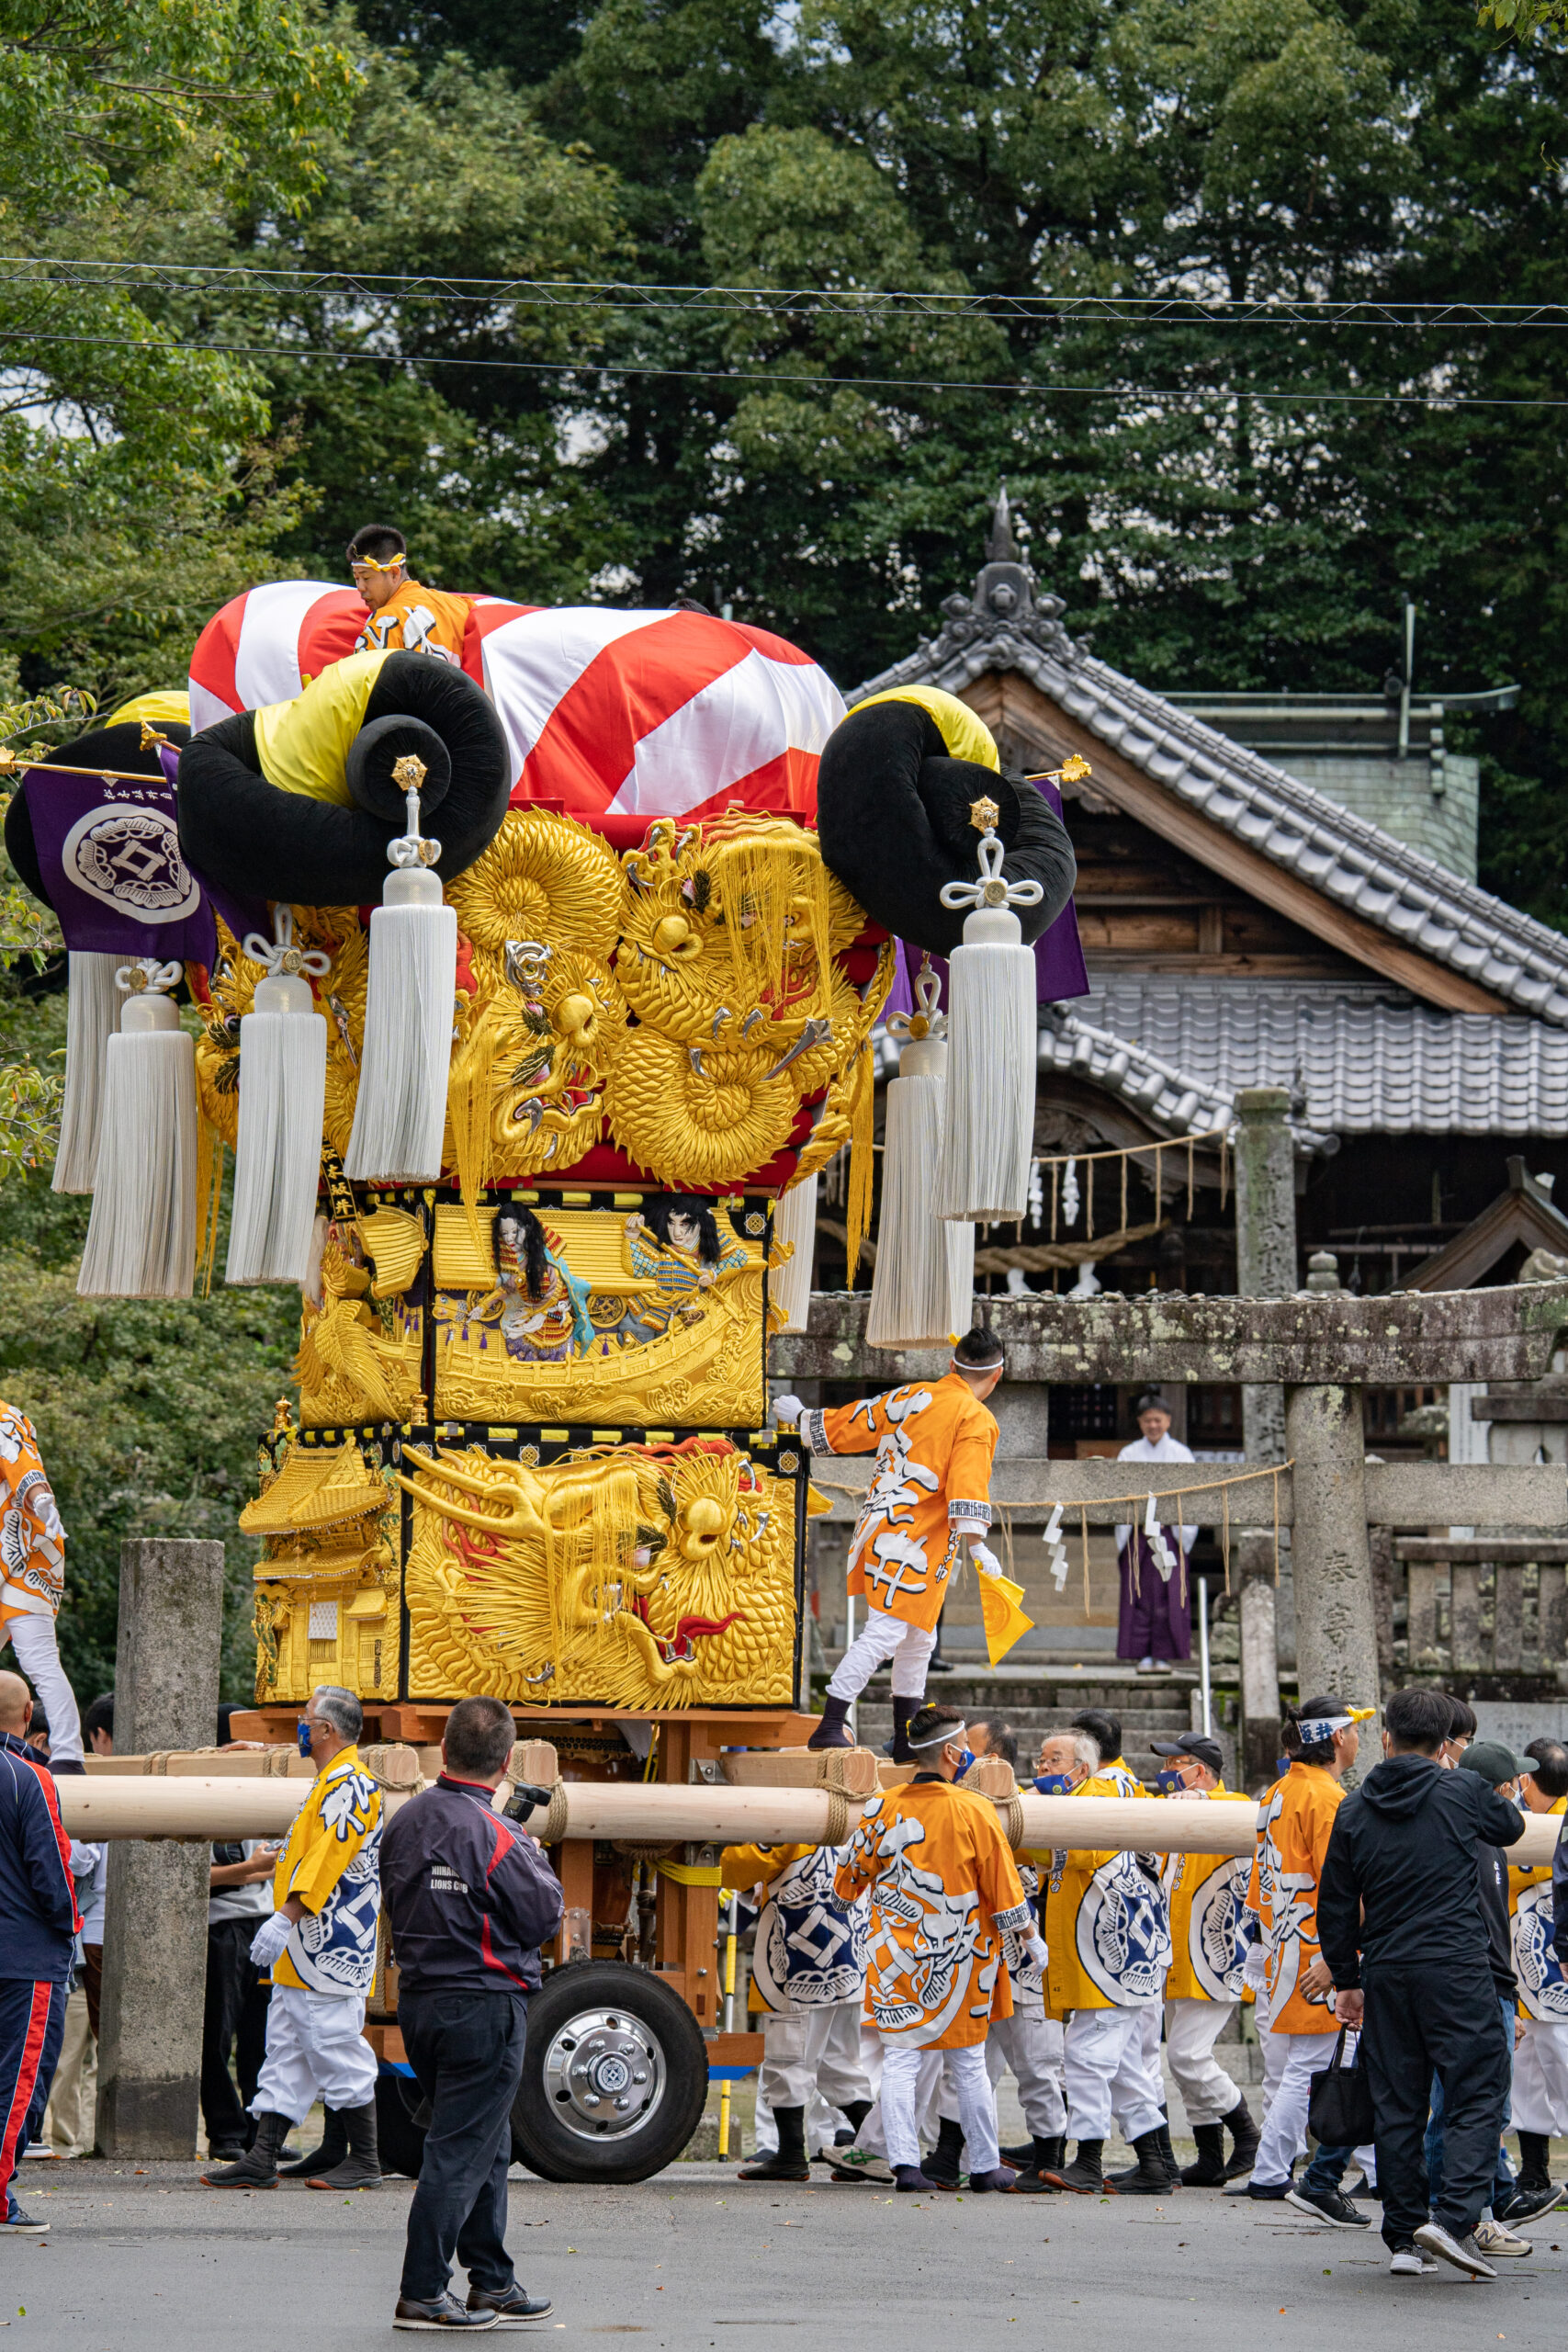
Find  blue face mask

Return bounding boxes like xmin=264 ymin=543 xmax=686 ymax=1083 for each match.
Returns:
xmin=953 ymin=1747 xmax=975 ymax=1781
xmin=297 ymin=1719 xmax=313 ymax=1758
xmin=1034 ymin=1770 xmax=1077 ymax=1796
xmin=1156 ymin=1767 xmax=1188 ymax=1794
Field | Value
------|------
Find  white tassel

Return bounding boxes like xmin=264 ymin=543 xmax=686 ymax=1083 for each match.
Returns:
xmin=226 ymin=911 xmax=330 ymax=1286
xmin=344 ymin=758 xmax=457 ymax=1184
xmin=52 ymin=951 xmax=123 ymax=1193
xmin=769 ymin=1171 xmax=818 ymax=1332
xmin=77 ymin=961 xmax=197 ymax=1298
xmin=867 ymin=964 xmax=974 ymax=1348
xmin=935 ymin=803 xmax=1042 ymax=1223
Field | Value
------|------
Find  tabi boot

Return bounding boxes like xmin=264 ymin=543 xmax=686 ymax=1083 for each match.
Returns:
xmin=893 ymin=2164 xmax=936 ymax=2193
xmin=278 ymin=2104 xmax=347 ymax=2178
xmin=1045 ymin=2139 xmax=1112 ymax=2195
xmin=807 ymin=1695 xmax=853 ymax=1752
xmin=888 ymin=1697 xmax=918 ymax=1764
xmin=308 ymin=2098 xmax=381 ymax=2188
xmin=1007 ymin=2135 xmax=1066 ymax=2192
xmin=1114 ymin=2129 xmax=1174 ymax=2196
xmin=1156 ymin=2117 xmax=1182 ymax=2185
xmin=739 ymin=2105 xmax=810 ymax=2183
xmin=924 ymin=2116 xmax=965 ymax=2189
xmin=1515 ymin=2130 xmax=1552 ymax=2194
xmin=967 ymin=2165 xmax=1019 ymax=2192
xmin=1179 ymin=2124 xmax=1228 ymax=2188
xmin=1108 ymin=2113 xmax=1179 ymax=2189
xmin=203 ymin=2109 xmax=288 ymax=2188
xmin=1221 ymin=2096 xmax=1260 ymax=2180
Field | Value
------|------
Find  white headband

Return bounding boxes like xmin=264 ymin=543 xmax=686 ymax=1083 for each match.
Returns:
xmin=1294 ymin=1715 xmax=1351 ymax=1744
xmin=908 ymin=1719 xmax=968 ymax=1750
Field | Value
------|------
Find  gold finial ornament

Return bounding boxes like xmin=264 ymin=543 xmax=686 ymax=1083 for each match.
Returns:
xmin=1058 ymin=753 xmax=1091 ymax=783
xmin=969 ymin=795 xmax=1001 ymax=835
xmin=391 ymin=753 xmax=429 ymax=793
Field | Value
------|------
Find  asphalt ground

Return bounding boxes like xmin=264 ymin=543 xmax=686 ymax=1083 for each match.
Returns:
xmin=6 ymin=2157 xmax=1567 ymax=2352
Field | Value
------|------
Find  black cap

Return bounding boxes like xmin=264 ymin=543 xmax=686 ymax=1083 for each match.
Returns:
xmin=1152 ymin=1732 xmax=1224 ymax=1780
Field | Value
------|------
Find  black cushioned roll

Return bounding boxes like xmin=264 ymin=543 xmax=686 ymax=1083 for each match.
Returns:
xmin=176 ymin=651 xmax=509 ymax=907
xmin=816 ymin=699 xmax=1077 ymax=955
xmin=4 ymin=719 xmax=191 ymax=910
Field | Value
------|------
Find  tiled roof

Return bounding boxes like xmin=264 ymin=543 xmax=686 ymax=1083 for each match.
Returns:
xmin=850 ymin=516 xmax=1568 ymax=1028
xmin=1080 ymin=976 xmax=1568 ymax=1136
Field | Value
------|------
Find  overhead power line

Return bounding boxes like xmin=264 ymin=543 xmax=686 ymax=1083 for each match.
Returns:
xmin=4 ymin=321 xmax=1568 ymax=409
xmin=6 ymin=253 xmax=1568 ymax=333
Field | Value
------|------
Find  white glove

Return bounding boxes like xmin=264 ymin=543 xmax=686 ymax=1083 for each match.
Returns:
xmin=1242 ymin=1938 xmax=1269 ymax=1992
xmin=250 ymin=1910 xmax=293 ymax=1968
xmin=971 ymin=1543 xmax=1003 ymax=1578
xmin=770 ymin=1394 xmax=806 ymax=1429
xmin=1023 ymin=1933 xmax=1048 ymax=1968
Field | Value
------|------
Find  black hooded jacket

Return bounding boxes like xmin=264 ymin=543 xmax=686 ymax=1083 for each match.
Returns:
xmin=1317 ymin=1752 xmax=1523 ymax=1989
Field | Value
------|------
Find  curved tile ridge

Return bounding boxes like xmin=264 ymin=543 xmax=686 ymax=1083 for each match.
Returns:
xmin=849 ymin=629 xmax=1568 ymax=1027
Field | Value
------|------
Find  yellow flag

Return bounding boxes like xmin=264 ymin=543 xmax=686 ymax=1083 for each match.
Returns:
xmin=980 ymin=1570 xmax=1033 ymax=1668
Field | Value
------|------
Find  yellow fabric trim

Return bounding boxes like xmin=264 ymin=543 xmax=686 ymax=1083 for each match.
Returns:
xmin=852 ymin=685 xmax=999 ymax=772
xmin=253 ymin=649 xmax=391 ymax=807
xmin=106 ymin=689 xmax=191 ymax=729
xmin=657 ymin=1860 xmax=723 ymax=1886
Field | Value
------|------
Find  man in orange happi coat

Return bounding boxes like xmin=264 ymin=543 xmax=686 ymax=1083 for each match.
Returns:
xmin=775 ymin=1326 xmax=1005 ymax=1760
xmin=835 ymin=1702 xmax=1041 ymax=2192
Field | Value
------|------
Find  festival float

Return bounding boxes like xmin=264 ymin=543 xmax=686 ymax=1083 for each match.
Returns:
xmin=7 ymin=572 xmax=1079 ymax=2179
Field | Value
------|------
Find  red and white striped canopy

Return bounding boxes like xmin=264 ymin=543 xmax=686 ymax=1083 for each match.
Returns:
xmin=188 ymin=582 xmax=845 ymax=823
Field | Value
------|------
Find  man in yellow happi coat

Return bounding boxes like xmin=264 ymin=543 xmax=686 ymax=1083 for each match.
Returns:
xmin=347 ymin=524 xmax=470 ymax=665
xmin=204 ymin=1685 xmax=383 ymax=2192
xmin=1034 ymin=1727 xmax=1173 ymax=2196
xmin=1152 ymin=1731 xmax=1260 ymax=2185
xmin=834 ymin=1703 xmax=1039 ymax=2192
xmin=777 ymin=1326 xmax=1005 ymax=1760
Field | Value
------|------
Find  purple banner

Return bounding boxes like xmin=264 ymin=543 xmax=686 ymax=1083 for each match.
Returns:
xmin=25 ymin=756 xmax=264 ymax=965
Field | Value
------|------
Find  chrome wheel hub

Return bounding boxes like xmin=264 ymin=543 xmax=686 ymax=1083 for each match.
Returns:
xmin=543 ymin=2007 xmax=666 ymax=2142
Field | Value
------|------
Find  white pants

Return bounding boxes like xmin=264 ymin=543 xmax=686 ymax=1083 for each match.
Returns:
xmin=1254 ymin=1981 xmax=1288 ymax=2119
xmin=1513 ymin=2018 xmax=1568 ymax=2135
xmin=1166 ymin=1997 xmax=1243 ymax=2128
xmin=827 ymin=1608 xmax=937 ymax=1702
xmin=759 ymin=2001 xmax=871 ymax=2115
xmin=882 ymin=2040 xmax=998 ymax=2174
xmin=252 ymin=1984 xmax=376 ymax=2124
xmin=854 ymin=2041 xmax=943 ymax=2156
xmin=6 ymin=1611 xmax=83 ymax=1767
xmin=1250 ymin=2029 xmax=1337 ymax=2187
xmin=987 ymin=2003 xmax=1067 ymax=2138
xmin=1063 ymin=2005 xmax=1165 ymax=2144
xmin=40 ymin=1985 xmax=96 ymax=2156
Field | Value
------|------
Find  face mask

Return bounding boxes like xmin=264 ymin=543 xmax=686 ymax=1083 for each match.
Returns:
xmin=1034 ymin=1770 xmax=1077 ymax=1796
xmin=1156 ymin=1767 xmax=1188 ymax=1794
xmin=297 ymin=1719 xmax=314 ymax=1758
xmin=953 ymin=1747 xmax=975 ymax=1781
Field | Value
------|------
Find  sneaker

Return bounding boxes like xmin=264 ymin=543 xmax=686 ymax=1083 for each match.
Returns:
xmin=1496 ymin=2182 xmax=1565 ymax=2224
xmin=1389 ymin=2246 xmax=1438 ymax=2275
xmin=1473 ymin=2217 xmax=1531 ymax=2259
xmin=1413 ymin=2220 xmax=1496 ymax=2280
xmin=2 ymin=2205 xmax=49 ymax=2235
xmin=828 ymin=2147 xmax=893 ymax=2186
xmin=1284 ymin=2186 xmax=1370 ymax=2227
xmin=393 ymin=2296 xmax=500 ymax=2330
xmin=465 ymin=2287 xmax=555 ymax=2324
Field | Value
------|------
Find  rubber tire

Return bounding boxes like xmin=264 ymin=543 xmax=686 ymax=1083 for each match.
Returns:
xmin=374 ymin=2068 xmax=429 ymax=2179
xmin=510 ymin=1961 xmax=709 ymax=2186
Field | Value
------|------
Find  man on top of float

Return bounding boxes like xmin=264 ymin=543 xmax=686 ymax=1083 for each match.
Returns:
xmin=347 ymin=523 xmax=470 ymax=666
xmin=773 ymin=1325 xmax=1006 ymax=1761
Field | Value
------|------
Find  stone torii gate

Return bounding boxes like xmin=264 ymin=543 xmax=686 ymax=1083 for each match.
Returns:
xmin=773 ymin=1273 xmax=1568 ymax=1758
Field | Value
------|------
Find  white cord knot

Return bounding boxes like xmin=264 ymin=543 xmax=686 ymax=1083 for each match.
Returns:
xmin=940 ymin=808 xmax=1044 ymax=916
xmin=242 ymin=906 xmax=331 ymax=981
xmin=886 ymin=953 xmax=948 ymax=1044
xmin=115 ymin=958 xmax=182 ymax=996
xmin=388 ymin=757 xmax=442 ymax=870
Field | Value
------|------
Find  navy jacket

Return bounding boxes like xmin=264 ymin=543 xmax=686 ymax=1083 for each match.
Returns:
xmin=0 ymin=1731 xmax=78 ymax=1982
xmin=380 ymin=1773 xmax=563 ymax=1998
xmin=1319 ymin=1752 xmax=1523 ymax=1987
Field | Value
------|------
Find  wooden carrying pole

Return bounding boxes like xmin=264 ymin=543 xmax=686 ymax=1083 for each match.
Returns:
xmin=52 ymin=1776 xmax=1565 ymax=1867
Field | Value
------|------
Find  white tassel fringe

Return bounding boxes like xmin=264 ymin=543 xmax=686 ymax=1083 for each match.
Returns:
xmin=76 ymin=990 xmax=197 ymax=1298
xmin=867 ymin=1035 xmax=975 ymax=1346
xmin=935 ymin=911 xmax=1037 ymax=1222
xmin=770 ymin=1172 xmax=818 ymax=1332
xmin=226 ymin=974 xmax=328 ymax=1285
xmin=344 ymin=867 xmax=457 ymax=1183
xmin=52 ymin=951 xmax=124 ymax=1193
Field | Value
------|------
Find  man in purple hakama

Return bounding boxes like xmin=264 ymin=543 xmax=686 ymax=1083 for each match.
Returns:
xmin=1113 ymin=1391 xmax=1197 ymax=1669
